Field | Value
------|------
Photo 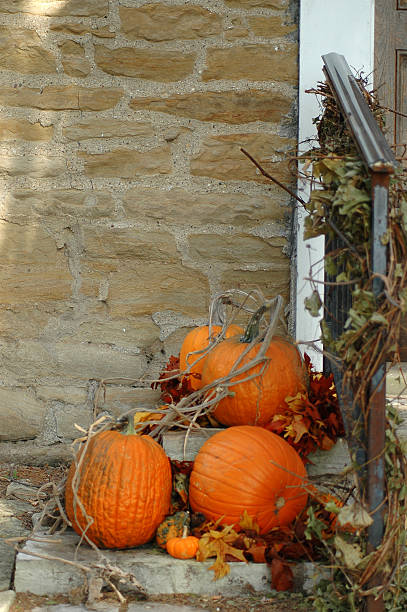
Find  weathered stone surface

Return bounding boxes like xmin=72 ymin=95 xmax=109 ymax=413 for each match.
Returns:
xmin=105 ymin=263 xmax=209 ymax=318
xmin=0 ymin=155 xmax=65 ymax=178
xmin=78 ymin=145 xmax=172 ymax=178
xmin=223 ymin=0 xmax=287 ymax=7
xmin=122 ymin=187 xmax=285 ymax=226
xmin=1 ymin=340 xmax=58 ymax=383
xmin=248 ymin=15 xmax=297 ymax=38
xmin=0 ymin=118 xmax=53 ymax=141
xmin=53 ymin=342 xmax=147 ymax=380
xmin=63 ymin=119 xmax=154 ymax=140
xmin=191 ymin=133 xmax=294 ymax=183
xmin=0 ymin=306 xmax=51 ymax=340
xmin=0 ymin=441 xmax=72 ymax=465
xmin=50 ymin=23 xmax=115 ymax=37
xmin=220 ymin=267 xmax=290 ymax=300
xmin=59 ymin=40 xmax=91 ymax=77
xmin=0 ymin=0 xmax=108 ymax=17
xmin=0 ymin=86 xmax=123 ymax=110
xmin=36 ymin=385 xmax=87 ymax=405
xmin=120 ymin=5 xmax=221 ymax=41
xmin=97 ymin=386 xmax=161 ymax=416
xmin=0 ymin=27 xmax=56 ymax=75
xmin=71 ymin=317 xmax=160 ymax=349
xmin=0 ymin=223 xmax=72 ymax=304
xmin=202 ymin=44 xmax=297 ymax=84
xmin=83 ymin=226 xmax=180 ymax=264
xmin=163 ymin=429 xmax=223 ymax=462
xmin=0 ymin=388 xmax=46 ymax=441
xmin=54 ymin=404 xmax=91 ymax=440
xmin=188 ymin=233 xmax=287 ymax=265
xmin=129 ymin=89 xmax=292 ymax=124
xmin=94 ymin=45 xmax=196 ymax=81
xmin=2 ymin=189 xmax=115 ymax=221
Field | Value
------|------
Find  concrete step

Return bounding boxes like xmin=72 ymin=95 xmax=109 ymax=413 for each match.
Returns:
xmin=14 ymin=530 xmax=322 ymax=598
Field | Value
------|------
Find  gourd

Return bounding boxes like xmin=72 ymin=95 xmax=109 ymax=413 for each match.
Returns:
xmin=179 ymin=324 xmax=243 ymax=391
xmin=65 ymin=422 xmax=172 ymax=549
xmin=166 ymin=525 xmax=200 ymax=559
xmin=156 ymin=511 xmax=189 ymax=549
xmin=189 ymin=425 xmax=308 ymax=534
xmin=200 ymin=312 xmax=307 ymax=426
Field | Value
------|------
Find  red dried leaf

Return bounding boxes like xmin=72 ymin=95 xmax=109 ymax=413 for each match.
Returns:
xmin=271 ymin=558 xmax=294 ymax=591
xmin=245 ymin=544 xmax=268 ymax=563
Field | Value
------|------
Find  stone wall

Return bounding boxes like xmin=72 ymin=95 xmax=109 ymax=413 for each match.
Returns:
xmin=0 ymin=0 xmax=299 ymax=463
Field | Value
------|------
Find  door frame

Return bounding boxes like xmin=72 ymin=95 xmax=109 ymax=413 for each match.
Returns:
xmin=295 ymin=0 xmax=375 ymax=369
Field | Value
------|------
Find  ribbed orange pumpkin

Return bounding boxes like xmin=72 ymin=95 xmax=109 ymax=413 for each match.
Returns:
xmin=166 ymin=526 xmax=200 ymax=559
xmin=201 ymin=334 xmax=307 ymax=426
xmin=65 ymin=427 xmax=172 ymax=549
xmin=179 ymin=324 xmax=243 ymax=391
xmin=189 ymin=426 xmax=308 ymax=534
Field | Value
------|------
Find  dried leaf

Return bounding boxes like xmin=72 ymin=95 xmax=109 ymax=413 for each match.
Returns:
xmin=271 ymin=558 xmax=294 ymax=591
xmin=239 ymin=510 xmax=260 ymax=535
xmin=196 ymin=524 xmax=247 ymax=580
xmin=337 ymin=503 xmax=373 ymax=530
xmin=334 ymin=535 xmax=364 ymax=570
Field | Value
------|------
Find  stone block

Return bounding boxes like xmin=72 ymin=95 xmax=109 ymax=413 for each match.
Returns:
xmin=0 ymin=27 xmax=56 ymax=74
xmin=78 ymin=146 xmax=171 ymax=178
xmin=0 ymin=591 xmax=16 ymax=611
xmin=0 ymin=155 xmax=65 ymax=178
xmin=122 ymin=187 xmax=285 ymax=227
xmin=0 ymin=86 xmax=123 ymax=111
xmin=120 ymin=5 xmax=221 ymax=41
xmin=104 ymin=264 xmax=209 ymax=318
xmin=223 ymin=0 xmax=287 ymax=7
xmin=63 ymin=119 xmax=154 ymax=141
xmin=190 ymin=133 xmax=294 ymax=184
xmin=202 ymin=44 xmax=297 ymax=84
xmin=188 ymin=233 xmax=287 ymax=265
xmin=129 ymin=89 xmax=292 ymax=124
xmin=162 ymin=429 xmax=223 ymax=461
xmin=14 ymin=532 xmax=271 ymax=596
xmin=248 ymin=16 xmax=297 ymax=38
xmin=59 ymin=40 xmax=91 ymax=77
xmin=306 ymin=439 xmax=351 ymax=477
xmin=94 ymin=45 xmax=196 ymax=81
xmin=2 ymin=189 xmax=115 ymax=222
xmin=0 ymin=0 xmax=109 ymax=17
xmin=0 ymin=118 xmax=53 ymax=141
xmin=0 ymin=388 xmax=47 ymax=441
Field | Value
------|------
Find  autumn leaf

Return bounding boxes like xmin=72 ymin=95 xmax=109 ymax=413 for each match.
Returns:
xmin=239 ymin=510 xmax=260 ymax=535
xmin=196 ymin=524 xmax=247 ymax=580
xmin=271 ymin=558 xmax=294 ymax=591
xmin=245 ymin=544 xmax=267 ymax=563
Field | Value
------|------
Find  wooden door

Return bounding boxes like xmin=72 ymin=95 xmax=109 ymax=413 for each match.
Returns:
xmin=374 ymin=0 xmax=407 ymax=359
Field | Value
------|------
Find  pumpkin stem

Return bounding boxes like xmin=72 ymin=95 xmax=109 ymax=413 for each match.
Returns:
xmin=124 ymin=416 xmax=137 ymax=435
xmin=240 ymin=303 xmax=269 ymax=343
xmin=181 ymin=524 xmax=188 ymax=538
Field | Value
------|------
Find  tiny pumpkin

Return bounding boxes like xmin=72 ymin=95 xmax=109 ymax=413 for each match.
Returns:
xmin=179 ymin=324 xmax=243 ymax=391
xmin=166 ymin=525 xmax=200 ymax=559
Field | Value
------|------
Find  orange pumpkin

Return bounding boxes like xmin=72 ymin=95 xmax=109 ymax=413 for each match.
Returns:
xmin=65 ymin=425 xmax=172 ymax=549
xmin=189 ymin=425 xmax=308 ymax=534
xmin=201 ymin=332 xmax=307 ymax=426
xmin=166 ymin=526 xmax=200 ymax=559
xmin=179 ymin=324 xmax=243 ymax=391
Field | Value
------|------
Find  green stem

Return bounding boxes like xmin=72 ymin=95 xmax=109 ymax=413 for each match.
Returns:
xmin=240 ymin=304 xmax=269 ymax=343
xmin=124 ymin=417 xmax=136 ymax=435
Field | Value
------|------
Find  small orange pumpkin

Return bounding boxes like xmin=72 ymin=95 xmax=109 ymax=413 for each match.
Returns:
xmin=189 ymin=425 xmax=308 ymax=534
xmin=179 ymin=324 xmax=243 ymax=391
xmin=166 ymin=526 xmax=200 ymax=559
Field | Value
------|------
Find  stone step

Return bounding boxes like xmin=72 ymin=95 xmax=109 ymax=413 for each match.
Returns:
xmin=14 ymin=530 xmax=322 ymax=598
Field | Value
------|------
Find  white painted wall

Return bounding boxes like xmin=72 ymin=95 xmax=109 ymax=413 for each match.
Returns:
xmin=296 ymin=0 xmax=375 ymax=369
